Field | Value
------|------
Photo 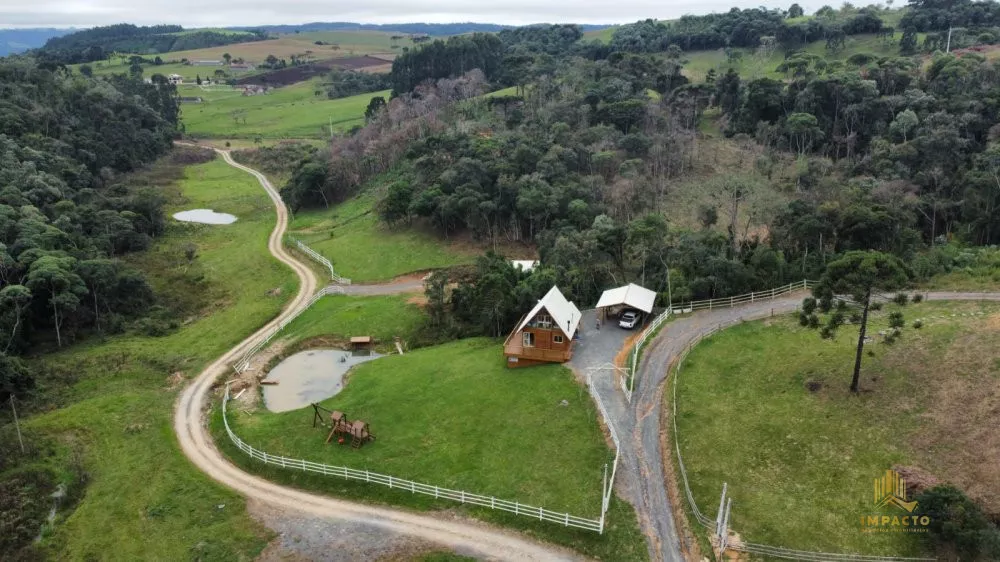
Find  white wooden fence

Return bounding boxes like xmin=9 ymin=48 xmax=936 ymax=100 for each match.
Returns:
xmin=620 ymin=280 xmax=815 ymax=403
xmin=222 ymin=385 xmax=608 ymax=532
xmin=289 ymin=237 xmax=351 ymax=284
xmin=671 ymin=322 xmax=936 ymax=562
xmin=233 ymin=285 xmax=345 ymax=373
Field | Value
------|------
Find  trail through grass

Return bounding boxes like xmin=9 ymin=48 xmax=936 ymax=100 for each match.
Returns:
xmin=25 ymin=157 xmax=295 ymax=559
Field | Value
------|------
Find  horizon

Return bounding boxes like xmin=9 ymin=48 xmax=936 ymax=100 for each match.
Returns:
xmin=0 ymin=0 xmax=862 ymax=30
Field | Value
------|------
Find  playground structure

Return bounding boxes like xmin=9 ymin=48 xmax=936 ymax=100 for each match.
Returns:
xmin=312 ymin=404 xmax=375 ymax=449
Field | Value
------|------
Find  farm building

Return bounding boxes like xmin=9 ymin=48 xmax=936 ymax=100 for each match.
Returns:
xmin=594 ymin=283 xmax=657 ymax=321
xmin=503 ymin=286 xmax=581 ymax=368
xmin=192 ymin=60 xmax=222 ymax=66
xmin=167 ymin=74 xmax=183 ymax=85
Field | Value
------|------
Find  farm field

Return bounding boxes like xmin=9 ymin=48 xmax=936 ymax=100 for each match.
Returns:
xmin=674 ymin=300 xmax=1000 ymax=557
xmin=219 ymin=338 xmax=647 ymax=560
xmin=289 ymin=192 xmax=476 ymax=282
xmin=19 ymin=155 xmax=295 ymax=559
xmin=180 ymin=80 xmax=388 ymax=139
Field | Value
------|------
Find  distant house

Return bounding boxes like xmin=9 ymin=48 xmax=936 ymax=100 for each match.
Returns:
xmin=192 ymin=60 xmax=222 ymax=66
xmin=167 ymin=74 xmax=183 ymax=85
xmin=503 ymin=286 xmax=581 ymax=368
xmin=511 ymin=260 xmax=539 ymax=272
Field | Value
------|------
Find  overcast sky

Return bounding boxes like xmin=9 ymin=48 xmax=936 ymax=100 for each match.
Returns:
xmin=0 ymin=0 xmax=840 ymax=29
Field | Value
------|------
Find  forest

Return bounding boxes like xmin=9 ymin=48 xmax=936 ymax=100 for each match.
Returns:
xmin=0 ymin=58 xmax=180 ymax=400
xmin=282 ymin=1 xmax=1000 ymax=343
xmin=37 ymin=24 xmax=268 ymax=64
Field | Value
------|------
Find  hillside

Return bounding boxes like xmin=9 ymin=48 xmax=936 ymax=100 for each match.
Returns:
xmin=0 ymin=28 xmax=74 ymax=56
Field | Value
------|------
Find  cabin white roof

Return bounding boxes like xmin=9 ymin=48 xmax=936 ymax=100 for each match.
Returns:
xmin=515 ymin=286 xmax=582 ymax=339
xmin=595 ymin=283 xmax=657 ymax=314
xmin=511 ymin=259 xmax=539 ymax=272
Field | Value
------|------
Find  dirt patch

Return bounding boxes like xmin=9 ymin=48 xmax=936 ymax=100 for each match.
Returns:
xmin=406 ymin=294 xmax=429 ymax=307
xmin=985 ymin=311 xmax=1000 ymax=331
xmin=166 ymin=371 xmax=186 ymax=390
xmin=234 ymin=56 xmax=391 ymax=87
xmin=892 ymin=465 xmax=941 ymax=498
xmin=895 ymin=320 xmax=1000 ymax=515
xmin=805 ymin=380 xmax=823 ymax=393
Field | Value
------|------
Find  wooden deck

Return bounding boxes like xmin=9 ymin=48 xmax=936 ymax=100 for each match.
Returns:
xmin=503 ymin=341 xmax=572 ymax=363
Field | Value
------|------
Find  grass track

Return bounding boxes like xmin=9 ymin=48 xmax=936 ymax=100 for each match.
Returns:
xmin=26 ymin=157 xmax=296 ymax=560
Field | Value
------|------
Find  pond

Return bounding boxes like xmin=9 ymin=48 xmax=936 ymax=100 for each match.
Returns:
xmin=172 ymin=209 xmax=237 ymax=224
xmin=262 ymin=349 xmax=383 ymax=413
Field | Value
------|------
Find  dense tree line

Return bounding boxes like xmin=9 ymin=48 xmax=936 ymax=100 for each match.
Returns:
xmin=0 ymin=57 xmax=180 ymax=400
xmin=324 ymin=69 xmax=391 ymax=99
xmin=389 ymin=34 xmax=503 ymax=95
xmin=717 ymin=50 xmax=1000 ymax=246
xmin=610 ymin=7 xmax=885 ymax=53
xmin=37 ymin=24 xmax=267 ymax=64
xmin=900 ymin=0 xmax=1000 ymax=31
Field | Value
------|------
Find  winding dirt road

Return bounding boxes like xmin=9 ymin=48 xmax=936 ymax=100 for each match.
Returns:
xmin=172 ymin=149 xmax=582 ymax=561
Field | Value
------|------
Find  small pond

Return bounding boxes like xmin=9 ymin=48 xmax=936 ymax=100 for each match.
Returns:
xmin=262 ymin=349 xmax=382 ymax=413
xmin=172 ymin=209 xmax=237 ymax=224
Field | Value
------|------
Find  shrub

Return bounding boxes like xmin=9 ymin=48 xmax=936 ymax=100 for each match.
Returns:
xmin=850 ymin=312 xmax=862 ymax=324
xmin=818 ymin=296 xmax=833 ymax=313
xmin=889 ymin=311 xmax=905 ymax=329
xmin=828 ymin=311 xmax=845 ymax=328
xmin=913 ymin=320 xmax=923 ymax=329
xmin=836 ymin=299 xmax=848 ymax=311
xmin=917 ymin=485 xmax=1000 ymax=559
xmin=894 ymin=292 xmax=909 ymax=305
xmin=912 ymin=293 xmax=924 ymax=303
xmin=808 ymin=313 xmax=820 ymax=328
xmin=870 ymin=302 xmax=884 ymax=311
xmin=802 ymin=297 xmax=817 ymax=315
xmin=798 ymin=311 xmax=810 ymax=326
xmin=819 ymin=326 xmax=834 ymax=339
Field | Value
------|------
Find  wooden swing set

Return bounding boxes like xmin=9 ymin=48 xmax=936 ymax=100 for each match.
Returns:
xmin=311 ymin=404 xmax=375 ymax=449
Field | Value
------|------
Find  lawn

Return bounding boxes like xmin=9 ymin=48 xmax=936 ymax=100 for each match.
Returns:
xmin=673 ymin=299 xmax=1000 ymax=557
xmin=181 ymin=79 xmax=388 ymax=139
xmin=224 ymin=337 xmax=615 ymax=518
xmin=23 ymin=156 xmax=296 ymax=559
xmin=289 ymin=192 xmax=475 ymax=282
xmin=279 ymin=293 xmax=426 ymax=348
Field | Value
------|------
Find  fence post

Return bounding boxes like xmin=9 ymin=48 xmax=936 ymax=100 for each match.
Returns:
xmin=388 ymin=475 xmax=393 ymax=489
xmin=461 ymin=490 xmax=466 ymax=503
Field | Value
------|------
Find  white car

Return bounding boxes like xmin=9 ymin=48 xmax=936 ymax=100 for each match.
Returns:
xmin=619 ymin=311 xmax=640 ymax=330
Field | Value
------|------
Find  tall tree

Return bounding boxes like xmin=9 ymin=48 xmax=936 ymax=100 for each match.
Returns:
xmin=809 ymin=251 xmax=908 ymax=392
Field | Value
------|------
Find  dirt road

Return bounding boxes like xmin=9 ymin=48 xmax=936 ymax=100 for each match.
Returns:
xmin=173 ymin=149 xmax=582 ymax=561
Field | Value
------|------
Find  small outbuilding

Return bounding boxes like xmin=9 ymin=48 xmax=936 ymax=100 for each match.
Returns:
xmin=503 ymin=286 xmax=581 ymax=368
xmin=595 ymin=283 xmax=657 ymax=321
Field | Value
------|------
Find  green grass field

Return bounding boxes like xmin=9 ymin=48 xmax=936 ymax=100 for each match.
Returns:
xmin=180 ymin=80 xmax=388 ymax=139
xmin=674 ymin=300 xmax=1000 ymax=557
xmin=228 ymin=338 xmax=610 ymax=514
xmin=290 ymin=192 xmax=475 ymax=282
xmin=279 ymin=293 xmax=425 ymax=348
xmin=23 ymin=156 xmax=296 ymax=559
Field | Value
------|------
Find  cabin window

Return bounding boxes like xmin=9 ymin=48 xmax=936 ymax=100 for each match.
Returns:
xmin=553 ymin=335 xmax=564 ymax=344
xmin=522 ymin=332 xmax=535 ymax=347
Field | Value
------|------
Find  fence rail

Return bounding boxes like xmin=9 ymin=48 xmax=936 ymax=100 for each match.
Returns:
xmin=289 ymin=237 xmax=351 ymax=284
xmin=221 ymin=385 xmax=605 ymax=532
xmin=620 ymin=279 xmax=815 ymax=403
xmin=233 ymin=285 xmax=344 ymax=373
xmin=670 ymin=318 xmax=936 ymax=562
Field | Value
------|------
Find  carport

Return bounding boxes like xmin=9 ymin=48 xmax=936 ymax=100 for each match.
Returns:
xmin=594 ymin=283 xmax=657 ymax=324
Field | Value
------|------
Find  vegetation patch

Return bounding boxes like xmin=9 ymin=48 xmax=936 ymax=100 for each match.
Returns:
xmin=674 ymin=300 xmax=1000 ymax=557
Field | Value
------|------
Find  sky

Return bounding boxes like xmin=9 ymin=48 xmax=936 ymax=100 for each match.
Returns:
xmin=0 ymin=0 xmax=842 ymax=29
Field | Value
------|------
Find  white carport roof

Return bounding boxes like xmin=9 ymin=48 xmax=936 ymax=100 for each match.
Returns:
xmin=515 ymin=286 xmax=582 ymax=339
xmin=595 ymin=283 xmax=657 ymax=314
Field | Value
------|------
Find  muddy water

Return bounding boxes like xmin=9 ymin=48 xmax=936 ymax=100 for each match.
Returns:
xmin=263 ymin=350 xmax=382 ymax=413
xmin=172 ymin=209 xmax=237 ymax=224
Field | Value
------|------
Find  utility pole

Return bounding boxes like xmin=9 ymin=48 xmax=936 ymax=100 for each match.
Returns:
xmin=10 ymin=395 xmax=25 ymax=454
xmin=946 ymin=26 xmax=953 ymax=53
